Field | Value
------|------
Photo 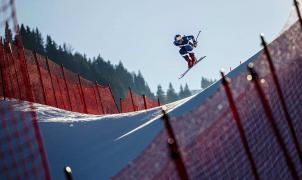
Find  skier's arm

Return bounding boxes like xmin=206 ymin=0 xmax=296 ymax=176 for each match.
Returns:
xmin=185 ymin=35 xmax=195 ymax=41
xmin=186 ymin=35 xmax=198 ymax=47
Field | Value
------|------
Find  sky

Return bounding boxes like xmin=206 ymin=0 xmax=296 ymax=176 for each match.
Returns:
xmin=14 ymin=0 xmax=292 ymax=93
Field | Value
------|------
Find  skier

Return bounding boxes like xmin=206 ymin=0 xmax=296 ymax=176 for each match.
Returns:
xmin=173 ymin=34 xmax=198 ymax=68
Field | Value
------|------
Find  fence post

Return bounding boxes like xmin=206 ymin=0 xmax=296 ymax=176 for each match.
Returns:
xmin=108 ymin=84 xmax=119 ymax=113
xmin=56 ymin=76 xmax=66 ymax=110
xmin=0 ymin=56 xmax=6 ymax=100
xmin=46 ymin=57 xmax=58 ymax=108
xmin=95 ymin=82 xmax=105 ymax=114
xmin=16 ymin=40 xmax=34 ymax=102
xmin=120 ymin=98 xmax=123 ymax=113
xmin=142 ymin=94 xmax=147 ymax=109
xmin=129 ymin=87 xmax=136 ymax=111
xmin=3 ymin=44 xmax=15 ymax=98
xmin=0 ymin=41 xmax=6 ymax=100
xmin=261 ymin=34 xmax=302 ymax=166
xmin=9 ymin=44 xmax=21 ymax=99
xmin=64 ymin=166 xmax=73 ymax=180
xmin=161 ymin=107 xmax=189 ymax=180
xmin=247 ymin=63 xmax=299 ymax=179
xmin=92 ymin=82 xmax=100 ymax=114
xmin=294 ymin=0 xmax=302 ymax=28
xmin=220 ymin=71 xmax=260 ymax=180
xmin=60 ymin=65 xmax=72 ymax=111
xmin=33 ymin=51 xmax=47 ymax=105
xmin=77 ymin=74 xmax=88 ymax=114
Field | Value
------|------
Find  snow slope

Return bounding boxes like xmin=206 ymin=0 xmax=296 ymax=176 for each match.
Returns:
xmin=8 ymin=94 xmax=194 ymax=179
xmin=2 ymin=49 xmax=261 ymax=180
xmin=3 ymin=7 xmax=300 ymax=179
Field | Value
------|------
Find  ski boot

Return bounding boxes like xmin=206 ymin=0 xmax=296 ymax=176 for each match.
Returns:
xmin=189 ymin=53 xmax=197 ymax=66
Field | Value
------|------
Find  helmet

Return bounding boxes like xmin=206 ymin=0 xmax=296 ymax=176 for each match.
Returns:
xmin=174 ymin=34 xmax=182 ymax=41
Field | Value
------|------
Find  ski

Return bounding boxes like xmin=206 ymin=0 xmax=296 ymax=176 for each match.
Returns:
xmin=178 ymin=56 xmax=206 ymax=79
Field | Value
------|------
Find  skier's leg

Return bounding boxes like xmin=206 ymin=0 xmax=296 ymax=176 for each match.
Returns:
xmin=189 ymin=53 xmax=197 ymax=64
xmin=180 ymin=48 xmax=193 ymax=68
xmin=185 ymin=45 xmax=196 ymax=65
xmin=183 ymin=55 xmax=193 ymax=68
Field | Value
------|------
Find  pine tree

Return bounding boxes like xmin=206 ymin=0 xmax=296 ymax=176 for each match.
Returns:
xmin=183 ymin=83 xmax=191 ymax=97
xmin=166 ymin=83 xmax=178 ymax=103
xmin=5 ymin=22 xmax=13 ymax=43
xmin=201 ymin=77 xmax=216 ymax=89
xmin=178 ymin=85 xmax=185 ymax=99
xmin=156 ymin=84 xmax=166 ymax=104
xmin=17 ymin=24 xmax=156 ymax=103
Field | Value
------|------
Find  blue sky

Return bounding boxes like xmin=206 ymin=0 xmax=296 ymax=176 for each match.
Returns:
xmin=15 ymin=0 xmax=292 ymax=93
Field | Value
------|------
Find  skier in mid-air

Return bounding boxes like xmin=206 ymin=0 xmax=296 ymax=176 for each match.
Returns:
xmin=173 ymin=34 xmax=198 ymax=68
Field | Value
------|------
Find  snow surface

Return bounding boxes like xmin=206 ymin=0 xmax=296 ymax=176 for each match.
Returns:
xmin=0 ymin=49 xmax=262 ymax=180
xmin=0 ymin=47 xmax=263 ymax=179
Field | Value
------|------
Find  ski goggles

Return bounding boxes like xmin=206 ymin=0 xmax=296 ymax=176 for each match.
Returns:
xmin=176 ymin=36 xmax=182 ymax=41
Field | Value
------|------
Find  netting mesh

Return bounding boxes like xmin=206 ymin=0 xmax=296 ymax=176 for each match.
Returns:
xmin=0 ymin=101 xmax=50 ymax=179
xmin=120 ymin=89 xmax=159 ymax=113
xmin=113 ymin=22 xmax=302 ymax=179
xmin=0 ymin=41 xmax=124 ymax=115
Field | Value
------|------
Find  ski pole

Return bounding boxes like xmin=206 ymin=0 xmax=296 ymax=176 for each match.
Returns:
xmin=195 ymin=30 xmax=201 ymax=41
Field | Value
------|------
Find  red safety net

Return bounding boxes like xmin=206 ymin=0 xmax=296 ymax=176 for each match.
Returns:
xmin=0 ymin=101 xmax=51 ymax=179
xmin=113 ymin=21 xmax=302 ymax=180
xmin=0 ymin=41 xmax=121 ymax=115
xmin=120 ymin=89 xmax=159 ymax=113
xmin=0 ymin=42 xmax=51 ymax=179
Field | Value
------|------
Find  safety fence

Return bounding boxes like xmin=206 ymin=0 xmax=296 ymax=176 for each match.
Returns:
xmin=0 ymin=41 xmax=159 ymax=115
xmin=120 ymin=88 xmax=160 ymax=113
xmin=0 ymin=100 xmax=51 ymax=180
xmin=113 ymin=21 xmax=302 ymax=179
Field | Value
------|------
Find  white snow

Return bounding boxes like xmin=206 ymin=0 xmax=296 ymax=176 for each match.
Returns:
xmin=0 ymin=49 xmax=262 ymax=179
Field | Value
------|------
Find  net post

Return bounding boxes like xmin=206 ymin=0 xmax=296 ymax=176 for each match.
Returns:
xmin=8 ymin=43 xmax=21 ymax=99
xmin=161 ymin=106 xmax=189 ymax=180
xmin=157 ymin=97 xmax=161 ymax=106
xmin=64 ymin=166 xmax=73 ymax=180
xmin=2 ymin=43 xmax=12 ymax=98
xmin=95 ymin=82 xmax=105 ymax=114
xmin=129 ymin=87 xmax=136 ymax=111
xmin=0 ymin=40 xmax=6 ymax=100
xmin=60 ymin=64 xmax=72 ymax=111
xmin=92 ymin=81 xmax=100 ymax=114
xmin=294 ymin=0 xmax=302 ymax=28
xmin=56 ymin=76 xmax=66 ymax=110
xmin=15 ymin=36 xmax=34 ymax=102
xmin=77 ymin=74 xmax=88 ymax=114
xmin=220 ymin=71 xmax=260 ymax=180
xmin=120 ymin=98 xmax=123 ymax=113
xmin=108 ymin=84 xmax=119 ymax=113
xmin=142 ymin=94 xmax=147 ymax=109
xmin=33 ymin=51 xmax=47 ymax=105
xmin=46 ymin=57 xmax=58 ymax=108
xmin=247 ymin=63 xmax=299 ymax=179
xmin=260 ymin=34 xmax=302 ymax=166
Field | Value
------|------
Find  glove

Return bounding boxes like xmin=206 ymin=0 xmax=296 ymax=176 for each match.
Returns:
xmin=193 ymin=40 xmax=198 ymax=47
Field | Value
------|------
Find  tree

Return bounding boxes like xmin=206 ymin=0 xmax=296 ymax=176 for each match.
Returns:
xmin=156 ymin=85 xmax=166 ymax=104
xmin=183 ymin=83 xmax=191 ymax=97
xmin=178 ymin=85 xmax=185 ymax=99
xmin=5 ymin=22 xmax=13 ymax=43
xmin=201 ymin=77 xmax=216 ymax=89
xmin=17 ymin=24 xmax=156 ymax=103
xmin=166 ymin=83 xmax=178 ymax=103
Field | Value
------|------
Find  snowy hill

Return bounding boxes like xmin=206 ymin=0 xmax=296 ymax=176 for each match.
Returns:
xmin=2 ymin=48 xmax=262 ymax=179
xmin=1 ymin=16 xmax=302 ymax=180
